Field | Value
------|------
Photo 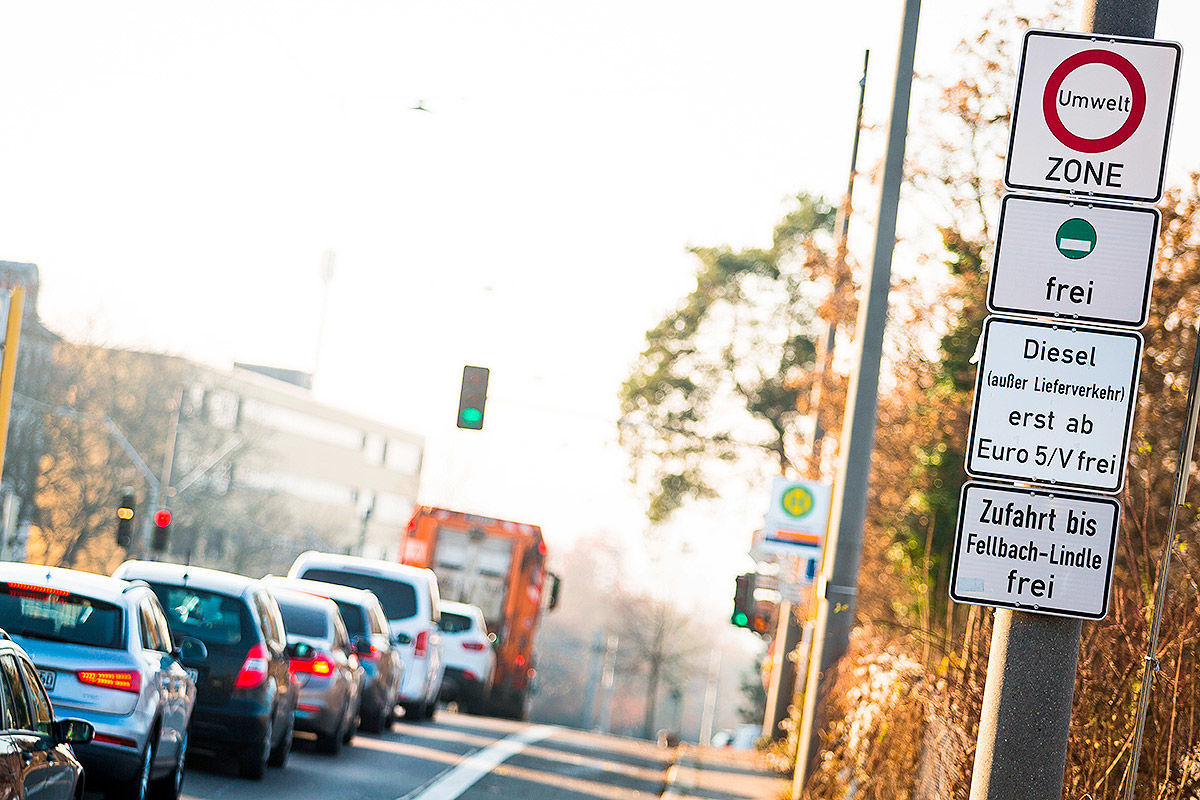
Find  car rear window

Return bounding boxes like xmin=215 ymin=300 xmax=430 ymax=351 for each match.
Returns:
xmin=439 ymin=612 xmax=473 ymax=634
xmin=148 ymin=584 xmax=251 ymax=646
xmin=334 ymin=602 xmax=367 ymax=637
xmin=276 ymin=599 xmax=330 ymax=639
xmin=0 ymin=583 xmax=124 ymax=649
xmin=298 ymin=568 xmax=418 ymax=621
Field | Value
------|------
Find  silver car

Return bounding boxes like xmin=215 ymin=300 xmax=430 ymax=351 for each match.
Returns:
xmin=0 ymin=564 xmax=201 ymax=800
xmin=268 ymin=587 xmax=363 ymax=755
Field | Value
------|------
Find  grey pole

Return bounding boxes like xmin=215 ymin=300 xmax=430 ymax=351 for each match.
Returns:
xmin=1082 ymin=0 xmax=1159 ymax=38
xmin=966 ymin=4 xmax=1158 ymax=799
xmin=792 ymin=0 xmax=921 ymax=793
xmin=762 ymin=600 xmax=801 ymax=739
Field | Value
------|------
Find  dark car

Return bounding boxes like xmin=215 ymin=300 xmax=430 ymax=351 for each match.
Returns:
xmin=0 ymin=631 xmax=93 ymax=800
xmin=263 ymin=577 xmax=402 ymax=733
xmin=112 ymin=561 xmax=299 ymax=780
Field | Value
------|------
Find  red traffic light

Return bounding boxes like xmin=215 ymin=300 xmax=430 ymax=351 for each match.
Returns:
xmin=153 ymin=509 xmax=172 ymax=528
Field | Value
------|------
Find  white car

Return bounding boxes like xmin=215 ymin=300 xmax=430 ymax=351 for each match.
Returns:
xmin=436 ymin=601 xmax=495 ymax=714
xmin=287 ymin=553 xmax=445 ymax=722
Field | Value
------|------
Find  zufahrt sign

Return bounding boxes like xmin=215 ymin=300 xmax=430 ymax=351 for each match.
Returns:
xmin=1005 ymin=30 xmax=1181 ymax=203
xmin=950 ymin=482 xmax=1120 ymax=619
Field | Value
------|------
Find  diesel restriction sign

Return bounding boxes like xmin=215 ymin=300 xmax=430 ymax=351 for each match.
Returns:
xmin=1005 ymin=30 xmax=1181 ymax=203
xmin=951 ymin=482 xmax=1119 ymax=619
xmin=989 ymin=194 xmax=1159 ymax=327
xmin=966 ymin=317 xmax=1141 ymax=492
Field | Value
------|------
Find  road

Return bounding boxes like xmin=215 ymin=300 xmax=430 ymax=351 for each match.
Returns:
xmin=152 ymin=711 xmax=669 ymax=800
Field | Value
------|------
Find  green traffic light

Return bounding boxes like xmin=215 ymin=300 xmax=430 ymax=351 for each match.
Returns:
xmin=732 ymin=612 xmax=749 ymax=627
xmin=460 ymin=408 xmax=483 ymax=426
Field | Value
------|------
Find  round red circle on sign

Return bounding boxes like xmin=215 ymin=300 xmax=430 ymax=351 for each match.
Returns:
xmin=1040 ymin=49 xmax=1146 ymax=154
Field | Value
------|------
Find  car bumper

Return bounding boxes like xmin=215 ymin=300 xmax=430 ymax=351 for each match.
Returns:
xmin=72 ymin=740 xmax=146 ymax=783
xmin=189 ymin=701 xmax=271 ymax=753
xmin=439 ymin=668 xmax=488 ymax=705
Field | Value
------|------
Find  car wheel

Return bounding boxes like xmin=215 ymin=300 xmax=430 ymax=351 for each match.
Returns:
xmin=108 ymin=739 xmax=153 ymax=800
xmin=315 ymin=705 xmax=345 ymax=755
xmin=342 ymin=704 xmax=358 ymax=745
xmin=239 ymin=718 xmax=271 ymax=780
xmin=424 ymin=700 xmax=436 ymax=720
xmin=268 ymin=712 xmax=293 ymax=768
xmin=360 ymin=702 xmax=387 ymax=734
xmin=150 ymin=728 xmax=187 ymax=800
xmin=402 ymin=702 xmax=426 ymax=723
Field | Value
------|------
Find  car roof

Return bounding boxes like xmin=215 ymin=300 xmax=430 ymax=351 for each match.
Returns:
xmin=262 ymin=576 xmax=379 ymax=608
xmin=0 ymin=563 xmax=142 ymax=605
xmin=289 ymin=551 xmax=438 ymax=586
xmin=439 ymin=600 xmax=484 ymax=619
xmin=114 ymin=560 xmax=259 ymax=597
xmin=269 ymin=586 xmax=339 ymax=614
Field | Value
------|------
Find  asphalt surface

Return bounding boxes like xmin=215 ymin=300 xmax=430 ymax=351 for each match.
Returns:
xmin=87 ymin=710 xmax=673 ymax=800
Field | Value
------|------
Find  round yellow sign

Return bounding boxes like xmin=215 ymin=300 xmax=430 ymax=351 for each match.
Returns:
xmin=781 ymin=485 xmax=815 ymax=519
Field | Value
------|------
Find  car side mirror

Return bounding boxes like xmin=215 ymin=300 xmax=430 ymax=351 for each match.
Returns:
xmin=392 ymin=632 xmax=412 ymax=646
xmin=52 ymin=718 xmax=94 ymax=745
xmin=173 ymin=636 xmax=208 ymax=666
xmin=287 ymin=642 xmax=315 ymax=660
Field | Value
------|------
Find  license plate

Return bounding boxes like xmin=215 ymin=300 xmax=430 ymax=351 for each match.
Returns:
xmin=184 ymin=668 xmax=198 ymax=684
xmin=37 ymin=670 xmax=55 ymax=691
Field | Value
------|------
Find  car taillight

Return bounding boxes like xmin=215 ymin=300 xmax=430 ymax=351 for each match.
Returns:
xmin=235 ymin=644 xmax=270 ymax=689
xmin=360 ymin=644 xmax=381 ymax=661
xmin=414 ymin=630 xmax=429 ymax=658
xmin=290 ymin=655 xmax=336 ymax=676
xmin=93 ymin=732 xmax=139 ymax=748
xmin=462 ymin=642 xmax=487 ymax=652
xmin=77 ymin=670 xmax=141 ymax=694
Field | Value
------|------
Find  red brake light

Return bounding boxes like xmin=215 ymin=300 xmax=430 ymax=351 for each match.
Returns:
xmin=414 ymin=630 xmax=429 ymax=658
xmin=234 ymin=644 xmax=269 ymax=690
xmin=290 ymin=654 xmax=335 ymax=676
xmin=360 ymin=644 xmax=381 ymax=661
xmin=462 ymin=642 xmax=487 ymax=652
xmin=515 ymin=654 xmax=526 ymax=667
xmin=93 ymin=732 xmax=139 ymax=748
xmin=77 ymin=670 xmax=141 ymax=694
xmin=6 ymin=582 xmax=69 ymax=600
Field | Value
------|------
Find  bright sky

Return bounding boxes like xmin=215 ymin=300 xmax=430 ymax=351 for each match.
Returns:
xmin=4 ymin=0 xmax=1196 ymax=612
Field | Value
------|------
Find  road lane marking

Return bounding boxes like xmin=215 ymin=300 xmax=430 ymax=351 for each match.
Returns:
xmin=398 ymin=725 xmax=557 ymax=800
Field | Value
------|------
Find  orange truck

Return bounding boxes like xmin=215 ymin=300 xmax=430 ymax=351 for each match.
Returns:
xmin=401 ymin=506 xmax=561 ymax=719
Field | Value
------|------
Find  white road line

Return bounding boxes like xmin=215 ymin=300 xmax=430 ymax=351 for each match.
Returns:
xmin=398 ymin=725 xmax=558 ymax=800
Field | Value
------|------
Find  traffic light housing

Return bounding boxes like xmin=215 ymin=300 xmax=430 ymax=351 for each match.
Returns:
xmin=457 ymin=365 xmax=490 ymax=430
xmin=151 ymin=508 xmax=172 ymax=553
xmin=116 ymin=490 xmax=136 ymax=549
xmin=749 ymin=599 xmax=776 ymax=636
xmin=731 ymin=573 xmax=756 ymax=628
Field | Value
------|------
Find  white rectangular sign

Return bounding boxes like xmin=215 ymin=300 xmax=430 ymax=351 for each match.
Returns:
xmin=966 ymin=317 xmax=1142 ymax=492
xmin=989 ymin=194 xmax=1159 ymax=327
xmin=1005 ymin=30 xmax=1181 ymax=203
xmin=757 ymin=477 xmax=830 ymax=569
xmin=950 ymin=482 xmax=1119 ymax=619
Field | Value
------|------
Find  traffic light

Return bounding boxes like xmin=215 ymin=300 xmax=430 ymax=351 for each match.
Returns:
xmin=116 ymin=489 xmax=135 ymax=549
xmin=749 ymin=600 xmax=776 ymax=636
xmin=731 ymin=573 xmax=756 ymax=628
xmin=151 ymin=508 xmax=172 ymax=553
xmin=457 ymin=365 xmax=490 ymax=430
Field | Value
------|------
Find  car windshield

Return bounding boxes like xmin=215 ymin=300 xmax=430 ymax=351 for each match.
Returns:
xmin=276 ymin=599 xmax=330 ymax=639
xmin=439 ymin=612 xmax=473 ymax=634
xmin=149 ymin=583 xmax=248 ymax=646
xmin=0 ymin=583 xmax=124 ymax=649
xmin=299 ymin=569 xmax=417 ymax=621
